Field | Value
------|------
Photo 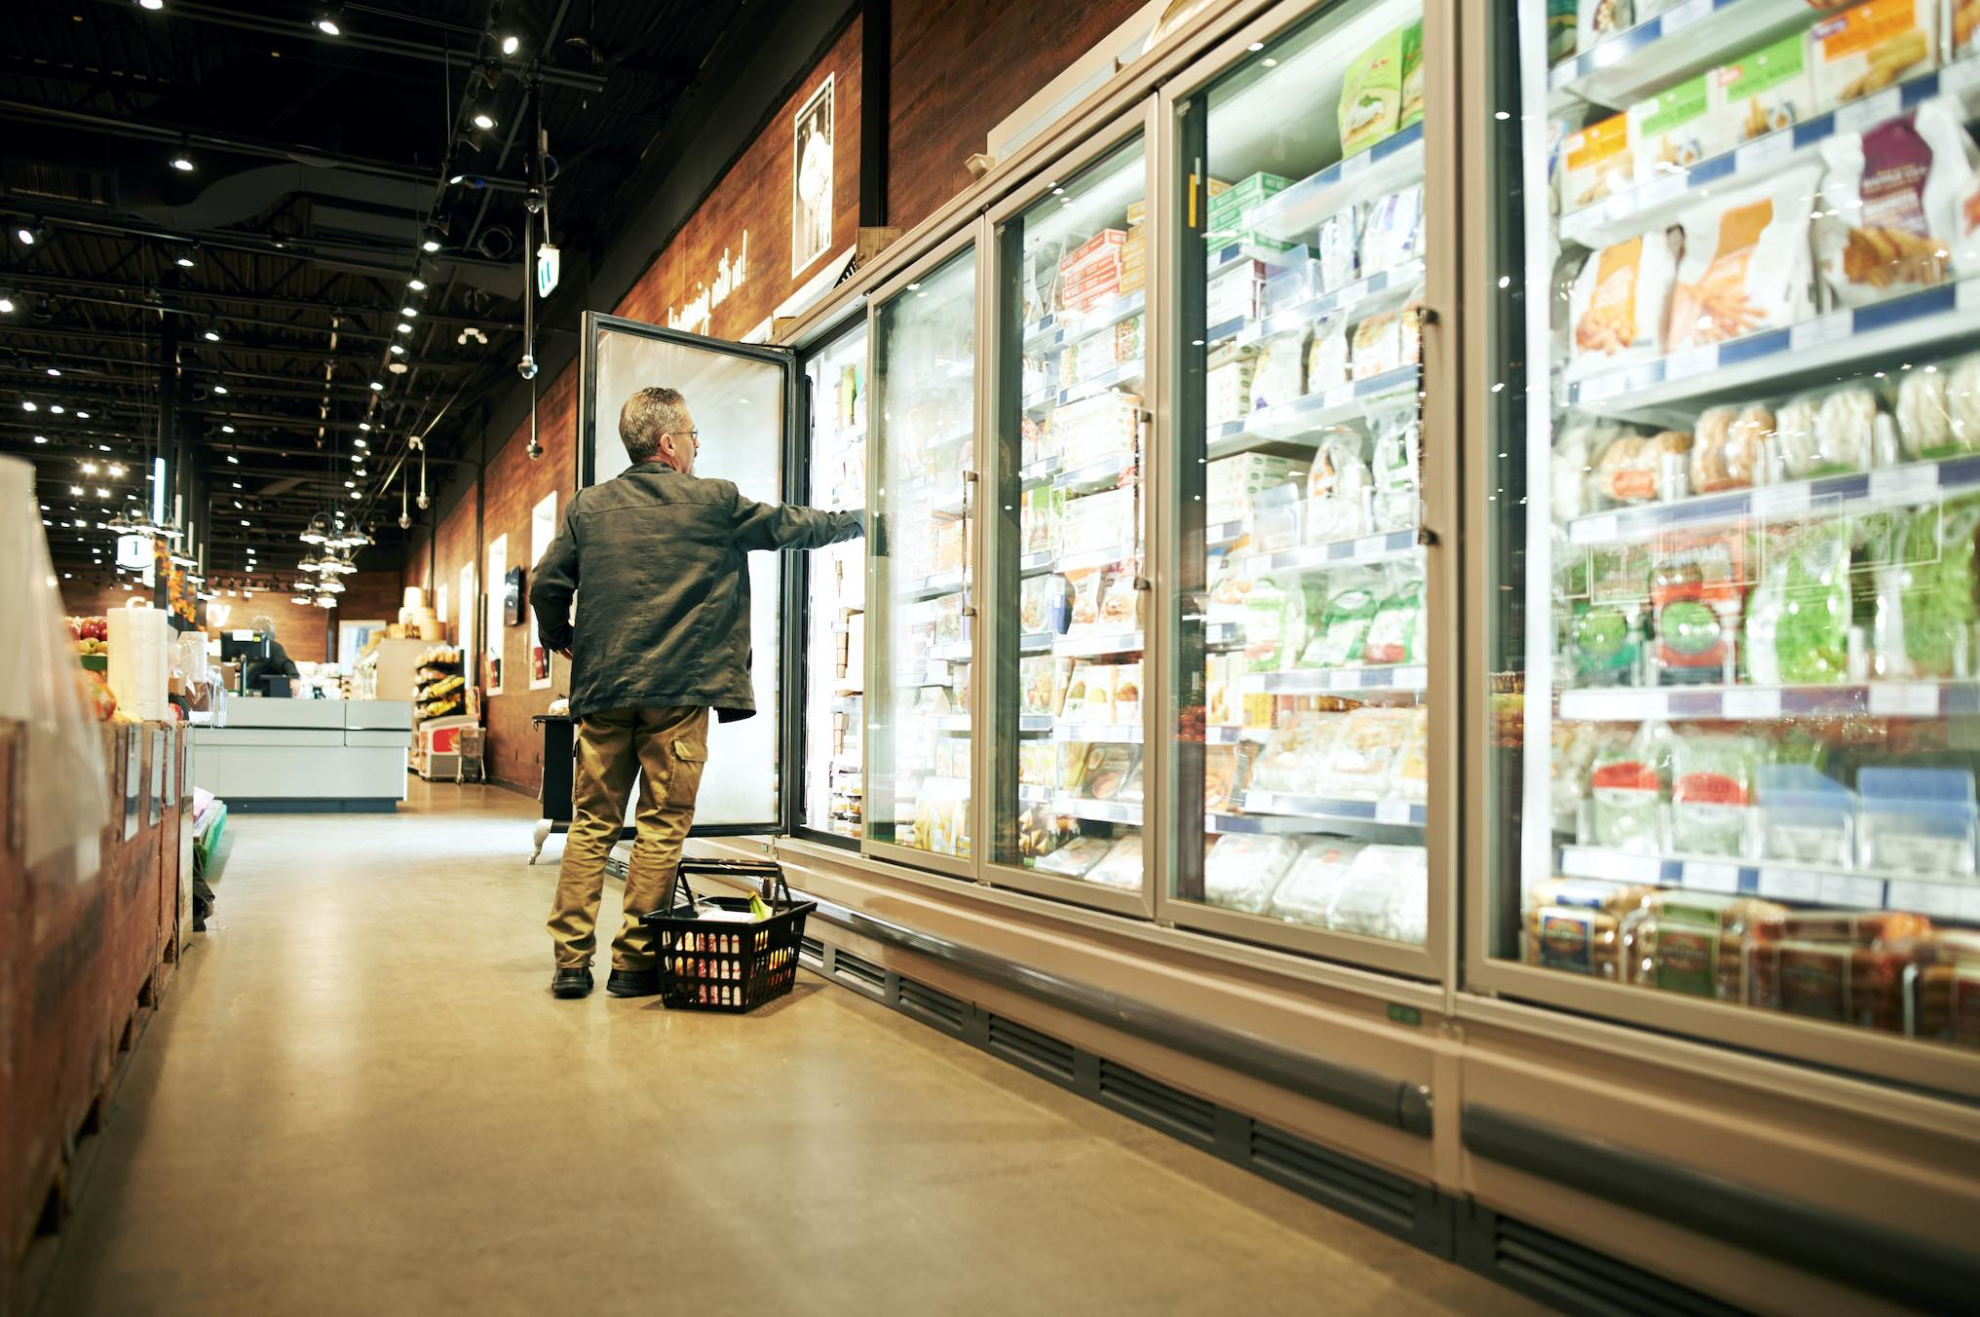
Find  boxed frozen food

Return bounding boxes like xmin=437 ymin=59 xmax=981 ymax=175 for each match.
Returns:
xmin=1649 ymin=527 xmax=1746 ymax=683
xmin=1252 ymin=483 xmax=1305 ymax=552
xmin=1810 ymin=0 xmax=1938 ymax=113
xmin=1549 ymin=0 xmax=1579 ymax=66
xmin=1668 ymin=732 xmax=1762 ymax=857
xmin=1206 ymin=343 xmax=1258 ymax=425
xmin=1756 ymin=763 xmax=1856 ymax=866
xmin=1249 ymin=329 xmax=1311 ymax=412
xmin=1060 ymin=487 xmax=1137 ymax=559
xmin=1271 ymin=839 xmax=1367 ymax=927
xmin=1621 ymin=893 xmax=1786 ymax=1000
xmin=1718 ymin=31 xmax=1815 ymax=145
xmin=1781 ymin=910 xmax=1934 ymax=945
xmin=1077 ymin=743 xmax=1138 ymax=799
xmin=1021 ymin=575 xmax=1055 ymax=635
xmin=1630 ymin=74 xmax=1725 ymax=184
xmin=1391 ymin=707 xmax=1429 ymax=804
xmin=1816 ymin=100 xmax=1980 ymax=308
xmin=1207 ymin=262 xmax=1269 ymax=327
xmin=1592 ymin=429 xmax=1691 ymax=504
xmin=1061 ymin=228 xmax=1128 ymax=275
xmin=1251 ymin=710 xmax=1349 ymax=794
xmin=1019 ymin=741 xmax=1056 ymax=788
xmin=1361 ymin=186 xmax=1423 ymax=276
xmin=1086 ymin=835 xmax=1144 ymax=890
xmin=1203 ymin=743 xmax=1243 ymax=812
xmin=1020 ymin=655 xmax=1060 ymax=716
xmin=1096 ymin=566 xmax=1141 ymax=632
xmin=1566 ymin=232 xmax=1677 ymax=380
xmin=1399 ymin=21 xmax=1424 ymax=131
xmin=1110 ymin=660 xmax=1143 ymax=723
xmin=1054 ymin=392 xmax=1142 ymax=469
xmin=1317 ymin=204 xmax=1361 ymax=292
xmin=1059 ymin=661 xmax=1098 ymax=724
xmin=1667 ymin=164 xmax=1822 ymax=351
xmin=1524 ymin=878 xmax=1652 ymax=979
xmin=1351 ymin=311 xmax=1403 ymax=379
xmin=1577 ymin=0 xmax=1633 ymax=55
xmin=1362 ymin=575 xmax=1425 ymax=666
xmin=1016 ymin=804 xmax=1077 ymax=865
xmin=1339 ymin=29 xmax=1404 ymax=157
xmin=1327 ymin=845 xmax=1428 ymax=941
xmin=1202 ymin=833 xmax=1303 ymax=913
xmin=1208 ymin=173 xmax=1292 ymax=233
xmin=1561 ymin=113 xmax=1634 ymax=212
xmin=1035 ymin=834 xmax=1110 ymax=877
xmin=1690 ymin=403 xmax=1771 ymax=493
xmin=1307 ymin=319 xmax=1351 ymax=390
xmin=1856 ymin=766 xmax=1979 ymax=874
xmin=1321 ymin=706 xmax=1416 ymax=800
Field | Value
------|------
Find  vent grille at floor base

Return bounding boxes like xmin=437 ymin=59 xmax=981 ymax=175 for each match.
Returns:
xmin=1462 ymin=1209 xmax=1744 ymax=1317
xmin=1097 ymin=1059 xmax=1216 ymax=1145
xmin=986 ymin=1015 xmax=1074 ymax=1082
xmin=897 ymin=976 xmax=966 ymax=1031
xmin=831 ymin=948 xmax=887 ymax=995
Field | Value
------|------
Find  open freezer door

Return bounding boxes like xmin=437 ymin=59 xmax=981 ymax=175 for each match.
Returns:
xmin=576 ymin=311 xmax=798 ymax=836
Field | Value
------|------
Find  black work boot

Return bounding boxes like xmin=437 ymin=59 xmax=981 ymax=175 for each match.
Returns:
xmin=552 ymin=966 xmax=594 ymax=999
xmin=606 ymin=967 xmax=661 ymax=998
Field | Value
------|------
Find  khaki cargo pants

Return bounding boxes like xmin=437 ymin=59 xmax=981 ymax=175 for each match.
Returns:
xmin=549 ymin=705 xmax=710 ymax=972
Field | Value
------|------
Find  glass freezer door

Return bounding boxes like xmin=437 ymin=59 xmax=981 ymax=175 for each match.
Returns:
xmin=576 ymin=312 xmax=798 ymax=834
xmin=1483 ymin=0 xmax=1980 ymax=1092
xmin=1166 ymin=0 xmax=1442 ymax=968
xmin=800 ymin=317 xmax=871 ymax=843
xmin=866 ymin=244 xmax=979 ymax=865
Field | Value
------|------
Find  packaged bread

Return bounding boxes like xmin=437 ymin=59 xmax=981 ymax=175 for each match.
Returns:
xmin=1690 ymin=404 xmax=1771 ymax=493
xmin=1567 ymin=232 xmax=1678 ymax=380
xmin=1718 ymin=31 xmax=1815 ymax=145
xmin=1630 ymin=74 xmax=1726 ymax=184
xmin=1810 ymin=0 xmax=1938 ymax=113
xmin=1816 ymin=99 xmax=1980 ymax=309
xmin=1621 ymin=893 xmax=1786 ymax=1001
xmin=1667 ymin=165 xmax=1822 ymax=352
xmin=1561 ymin=112 xmax=1635 ymax=212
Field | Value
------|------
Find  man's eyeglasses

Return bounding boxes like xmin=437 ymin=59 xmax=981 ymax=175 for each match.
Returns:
xmin=669 ymin=429 xmax=698 ymax=444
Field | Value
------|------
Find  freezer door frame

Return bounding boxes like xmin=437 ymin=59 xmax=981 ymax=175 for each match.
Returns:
xmin=1144 ymin=0 xmax=1459 ymax=983
xmin=790 ymin=303 xmax=875 ymax=851
xmin=976 ymin=99 xmax=1161 ymax=919
xmin=573 ymin=310 xmax=799 ymax=839
xmin=1455 ymin=0 xmax=1980 ymax=1101
xmin=861 ymin=220 xmax=988 ymax=882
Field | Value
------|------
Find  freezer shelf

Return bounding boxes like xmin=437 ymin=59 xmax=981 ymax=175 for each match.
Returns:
xmin=1556 ymin=846 xmax=1980 ymax=920
xmin=1557 ymin=681 xmax=1980 ymax=722
xmin=1546 ymin=0 xmax=1813 ymax=111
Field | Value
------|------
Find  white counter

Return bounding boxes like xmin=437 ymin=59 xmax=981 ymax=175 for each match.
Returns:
xmin=191 ymin=699 xmax=411 ymax=811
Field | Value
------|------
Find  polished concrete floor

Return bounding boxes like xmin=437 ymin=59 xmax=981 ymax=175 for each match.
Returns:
xmin=39 ymin=781 xmax=1545 ymax=1317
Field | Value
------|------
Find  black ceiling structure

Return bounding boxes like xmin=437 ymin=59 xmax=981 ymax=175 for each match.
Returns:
xmin=2 ymin=0 xmax=763 ymax=590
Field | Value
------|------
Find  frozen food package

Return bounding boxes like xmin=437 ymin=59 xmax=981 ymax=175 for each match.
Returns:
xmin=1649 ymin=527 xmax=1746 ymax=683
xmin=1856 ymin=766 xmax=1979 ymax=874
xmin=1896 ymin=365 xmax=1960 ymax=459
xmin=1081 ymin=664 xmax=1120 ymax=727
xmin=1915 ymin=931 xmax=1980 ymax=1045
xmin=1202 ymin=834 xmax=1304 ymax=913
xmin=1750 ymin=939 xmax=1923 ymax=1032
xmin=1361 ymin=186 xmax=1424 ymax=276
xmin=1371 ymin=412 xmax=1421 ymax=533
xmin=1588 ymin=738 xmax=1665 ymax=853
xmin=1297 ymin=575 xmax=1382 ymax=669
xmin=1020 ymin=574 xmax=1053 ymax=634
xmin=1953 ymin=353 xmax=1980 ymax=448
xmin=1744 ymin=518 xmax=1852 ymax=686
xmin=1815 ymin=100 xmax=1980 ymax=308
xmin=1203 ymin=744 xmax=1242 ymax=812
xmin=1690 ymin=404 xmax=1771 ymax=493
xmin=1362 ymin=575 xmax=1425 ymax=666
xmin=1095 ymin=566 xmax=1142 ymax=632
xmin=1307 ymin=319 xmax=1350 ymax=390
xmin=1561 ymin=112 xmax=1635 ymax=212
xmin=1878 ymin=496 xmax=1980 ymax=679
xmin=1756 ymin=763 xmax=1856 ymax=866
xmin=1035 ymin=835 xmax=1111 ymax=878
xmin=1962 ymin=0 xmax=1980 ymax=59
xmin=1020 ymin=655 xmax=1059 ymax=716
xmin=1305 ymin=435 xmax=1373 ymax=544
xmin=1667 ymin=164 xmax=1822 ymax=352
xmin=1241 ymin=577 xmax=1288 ymax=672
xmin=1398 ymin=22 xmax=1424 ymax=131
xmin=1629 ymin=74 xmax=1725 ymax=184
xmin=1250 ymin=328 xmax=1311 ymax=412
xmin=1351 ymin=312 xmax=1402 ymax=380
xmin=1566 ymin=231 xmax=1678 ymax=380
xmin=1317 ymin=204 xmax=1362 ymax=292
xmin=1085 ymin=835 xmax=1144 ymax=890
xmin=1621 ymin=892 xmax=1786 ymax=1001
xmin=1059 ymin=661 xmax=1097 ymax=724
xmin=1524 ymin=879 xmax=1651 ymax=979
xmin=1592 ymin=429 xmax=1690 ymax=504
xmin=1327 ymin=845 xmax=1428 ymax=941
xmin=1110 ymin=660 xmax=1143 ymax=724
xmin=1549 ymin=0 xmax=1579 ymax=65
xmin=1321 ymin=707 xmax=1416 ymax=800
xmin=1577 ymin=0 xmax=1633 ymax=59
xmin=1339 ymin=28 xmax=1404 ymax=157
xmin=1389 ymin=706 xmax=1429 ymax=803
xmin=1080 ymin=743 xmax=1138 ymax=800
xmin=1064 ymin=566 xmax=1106 ymax=631
xmin=1810 ymin=0 xmax=1938 ymax=113
xmin=1668 ymin=733 xmax=1763 ymax=857
xmin=1251 ymin=710 xmax=1348 ymax=794
xmin=1719 ymin=31 xmax=1816 ymax=145
xmin=1270 ymin=839 xmax=1366 ymax=927
xmin=1019 ymin=741 xmax=1057 ymax=787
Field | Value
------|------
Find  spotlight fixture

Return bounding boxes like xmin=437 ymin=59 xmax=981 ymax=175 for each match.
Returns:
xmin=170 ymin=153 xmax=195 ymax=172
xmin=175 ymin=254 xmax=195 ymax=268
xmin=500 ymin=33 xmax=520 ymax=56
xmin=138 ymin=0 xmax=164 ymax=10
xmin=389 ymin=344 xmax=406 ymax=356
xmin=15 ymin=224 xmax=40 ymax=246
xmin=369 ymin=380 xmax=384 ymax=391
xmin=315 ymin=3 xmax=343 ymax=36
xmin=0 ymin=293 xmax=14 ymax=313
xmin=471 ymin=111 xmax=496 ymax=131
xmin=420 ymin=226 xmax=442 ymax=253
xmin=202 ymin=329 xmax=220 ymax=342
xmin=408 ymin=277 xmax=428 ymax=292
xmin=401 ymin=306 xmax=419 ymax=318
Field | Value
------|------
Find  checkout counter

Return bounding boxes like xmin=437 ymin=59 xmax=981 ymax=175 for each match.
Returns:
xmin=190 ymin=699 xmax=410 ymax=812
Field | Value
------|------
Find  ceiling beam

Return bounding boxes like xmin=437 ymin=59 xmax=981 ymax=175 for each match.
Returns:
xmin=0 ymin=270 xmax=529 ymax=333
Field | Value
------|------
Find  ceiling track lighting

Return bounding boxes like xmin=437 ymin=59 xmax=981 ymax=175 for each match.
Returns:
xmin=315 ymin=3 xmax=344 ymax=37
xmin=14 ymin=223 xmax=42 ymax=247
xmin=417 ymin=447 xmax=429 ymax=511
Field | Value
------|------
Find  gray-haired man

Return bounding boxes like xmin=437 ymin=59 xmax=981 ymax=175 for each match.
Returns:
xmin=529 ymin=385 xmax=863 ymax=999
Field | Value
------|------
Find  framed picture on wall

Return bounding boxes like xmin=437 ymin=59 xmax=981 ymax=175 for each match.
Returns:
xmin=504 ymin=566 xmax=524 ymax=628
xmin=792 ymin=74 xmax=833 ymax=277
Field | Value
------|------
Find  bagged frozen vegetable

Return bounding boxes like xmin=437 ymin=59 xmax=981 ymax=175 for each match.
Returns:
xmin=1775 ymin=387 xmax=1880 ymax=478
xmin=1592 ymin=429 xmax=1691 ymax=504
xmin=1745 ymin=519 xmax=1854 ymax=686
xmin=1298 ymin=575 xmax=1382 ymax=669
xmin=1896 ymin=365 xmax=1965 ymax=460
xmin=1668 ymin=733 xmax=1764 ymax=857
xmin=1874 ymin=496 xmax=1980 ymax=678
xmin=1249 ymin=328 xmax=1310 ymax=411
xmin=1370 ymin=407 xmax=1421 ymax=533
xmin=1667 ymin=164 xmax=1821 ymax=351
xmin=1363 ymin=574 xmax=1425 ymax=665
xmin=1567 ymin=231 xmax=1677 ymax=380
xmin=1307 ymin=318 xmax=1350 ymax=390
xmin=1305 ymin=435 xmax=1372 ymax=543
xmin=1361 ymin=186 xmax=1423 ymax=276
xmin=1815 ymin=99 xmax=1980 ymax=309
xmin=1650 ymin=527 xmax=1746 ymax=683
xmin=1587 ymin=727 xmax=1667 ymax=853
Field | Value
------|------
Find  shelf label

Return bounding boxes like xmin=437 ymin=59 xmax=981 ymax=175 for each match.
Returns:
xmin=1889 ymin=880 xmax=1966 ymax=918
xmin=1753 ymin=483 xmax=1811 ymax=520
xmin=1721 ymin=687 xmax=1782 ymax=719
xmin=1836 ymin=88 xmax=1902 ymax=136
xmin=1353 ymin=534 xmax=1391 ymax=560
xmin=1757 ymin=868 xmax=1822 ymax=902
xmin=1560 ymin=846 xmax=1663 ymax=885
xmin=1665 ymin=345 xmax=1718 ymax=380
xmin=1338 ymin=152 xmax=1372 ymax=182
xmin=1375 ymin=799 xmax=1414 ymax=825
xmin=1560 ymin=688 xmax=1664 ymax=721
xmin=1869 ymin=464 xmax=1939 ymax=505
xmin=1324 ymin=383 xmax=1357 ymax=409
xmin=1868 ymin=682 xmax=1939 ymax=717
xmin=1789 ymin=313 xmax=1852 ymax=352
xmin=1330 ymin=670 xmax=1364 ymax=691
xmin=1660 ymin=0 xmax=1712 ymax=33
xmin=1959 ymin=279 xmax=1980 ymax=314
xmin=1963 ymin=887 xmax=1980 ymax=921
xmin=1735 ymin=132 xmax=1794 ymax=173
xmin=1639 ymin=173 xmax=1687 ymax=208
xmin=1570 ymin=512 xmax=1621 ymax=545
xmin=1578 ymin=371 xmax=1629 ymax=403
xmin=1820 ymin=873 xmax=1885 ymax=908
xmin=1683 ymin=861 xmax=1741 ymax=893
xmin=1395 ymin=666 xmax=1428 ymax=688
xmin=1944 ymin=57 xmax=1980 ymax=97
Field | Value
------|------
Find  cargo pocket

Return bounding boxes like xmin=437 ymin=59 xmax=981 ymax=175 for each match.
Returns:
xmin=666 ymin=736 xmax=708 ymax=808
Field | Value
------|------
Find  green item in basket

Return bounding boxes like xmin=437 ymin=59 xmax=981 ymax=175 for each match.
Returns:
xmin=749 ymin=893 xmax=773 ymax=921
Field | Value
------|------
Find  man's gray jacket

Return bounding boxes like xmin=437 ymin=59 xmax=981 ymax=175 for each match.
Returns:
xmin=529 ymin=463 xmax=862 ymax=721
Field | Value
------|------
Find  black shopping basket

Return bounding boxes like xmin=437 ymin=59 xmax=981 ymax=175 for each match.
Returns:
xmin=640 ymin=859 xmax=815 ymax=1013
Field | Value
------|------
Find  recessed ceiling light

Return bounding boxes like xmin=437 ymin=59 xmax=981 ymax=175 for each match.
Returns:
xmin=46 ymin=366 xmax=60 ymax=376
xmin=226 ymin=454 xmax=239 ymax=464
xmin=21 ymin=400 xmax=36 ymax=412
xmin=48 ymin=405 xmax=63 ymax=414
xmin=359 ymin=422 xmax=371 ymax=431
xmin=397 ymin=321 xmax=413 ymax=333
xmin=32 ymin=435 xmax=46 ymax=444
xmin=0 ymin=295 xmax=13 ymax=313
xmin=76 ymin=410 xmax=89 ymax=418
xmin=354 ymin=438 xmax=368 ymax=449
xmin=138 ymin=1 xmax=164 ymax=10
xmin=16 ymin=225 xmax=37 ymax=246
xmin=69 ymin=484 xmax=81 ymax=495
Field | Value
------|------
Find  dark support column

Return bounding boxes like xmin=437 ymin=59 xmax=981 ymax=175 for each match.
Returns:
xmin=154 ymin=313 xmax=179 ymax=614
xmin=859 ymin=0 xmax=889 ymax=227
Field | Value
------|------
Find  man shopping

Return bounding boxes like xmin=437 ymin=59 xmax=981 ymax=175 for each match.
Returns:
xmin=529 ymin=385 xmax=864 ymax=999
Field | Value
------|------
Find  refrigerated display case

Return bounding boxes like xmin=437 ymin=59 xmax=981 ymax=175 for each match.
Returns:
xmin=575 ymin=313 xmax=796 ymax=833
xmin=988 ymin=130 xmax=1154 ymax=910
xmin=1483 ymin=0 xmax=1980 ymax=1090
xmin=1164 ymin=0 xmax=1449 ymax=970
xmin=866 ymin=242 xmax=980 ymax=866
xmin=800 ymin=318 xmax=870 ymax=842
